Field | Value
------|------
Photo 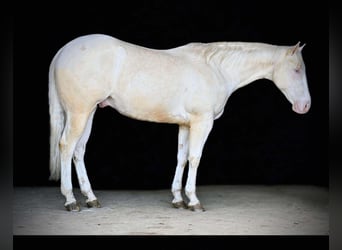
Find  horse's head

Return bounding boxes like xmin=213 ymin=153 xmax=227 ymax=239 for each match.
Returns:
xmin=273 ymin=42 xmax=311 ymax=114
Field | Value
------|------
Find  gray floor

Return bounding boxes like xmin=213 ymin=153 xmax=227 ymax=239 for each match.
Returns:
xmin=13 ymin=185 xmax=328 ymax=235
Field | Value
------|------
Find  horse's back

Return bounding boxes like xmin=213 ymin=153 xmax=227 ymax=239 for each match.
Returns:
xmin=51 ymin=34 xmax=224 ymax=123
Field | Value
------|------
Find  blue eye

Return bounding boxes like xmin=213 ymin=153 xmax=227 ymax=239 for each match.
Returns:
xmin=295 ymin=68 xmax=300 ymax=73
xmin=295 ymin=64 xmax=302 ymax=73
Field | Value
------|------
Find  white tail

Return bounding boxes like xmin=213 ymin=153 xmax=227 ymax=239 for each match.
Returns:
xmin=48 ymin=50 xmax=64 ymax=181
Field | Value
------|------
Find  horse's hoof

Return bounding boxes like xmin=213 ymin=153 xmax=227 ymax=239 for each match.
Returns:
xmin=187 ymin=203 xmax=205 ymax=212
xmin=87 ymin=199 xmax=101 ymax=208
xmin=65 ymin=202 xmax=81 ymax=212
xmin=172 ymin=201 xmax=187 ymax=209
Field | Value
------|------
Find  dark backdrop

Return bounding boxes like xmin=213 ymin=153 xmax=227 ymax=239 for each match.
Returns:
xmin=13 ymin=2 xmax=328 ymax=189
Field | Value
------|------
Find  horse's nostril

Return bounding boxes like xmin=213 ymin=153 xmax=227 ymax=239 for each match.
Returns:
xmin=305 ymin=102 xmax=310 ymax=111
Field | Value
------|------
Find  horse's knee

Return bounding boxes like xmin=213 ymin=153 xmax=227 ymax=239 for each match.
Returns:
xmin=59 ymin=136 xmax=73 ymax=152
xmin=188 ymin=156 xmax=201 ymax=168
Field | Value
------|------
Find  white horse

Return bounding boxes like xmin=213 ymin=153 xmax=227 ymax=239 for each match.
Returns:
xmin=49 ymin=34 xmax=311 ymax=211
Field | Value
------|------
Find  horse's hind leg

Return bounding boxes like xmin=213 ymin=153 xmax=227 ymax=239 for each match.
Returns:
xmin=60 ymin=111 xmax=91 ymax=211
xmin=73 ymin=109 xmax=101 ymax=208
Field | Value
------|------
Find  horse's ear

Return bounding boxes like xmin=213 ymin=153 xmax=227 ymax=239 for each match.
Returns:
xmin=287 ymin=42 xmax=301 ymax=55
xmin=299 ymin=43 xmax=306 ymax=52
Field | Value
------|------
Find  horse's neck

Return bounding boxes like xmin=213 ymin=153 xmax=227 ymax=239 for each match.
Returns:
xmin=207 ymin=43 xmax=280 ymax=92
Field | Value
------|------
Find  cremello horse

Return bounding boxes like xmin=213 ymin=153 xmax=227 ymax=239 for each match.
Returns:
xmin=49 ymin=34 xmax=311 ymax=211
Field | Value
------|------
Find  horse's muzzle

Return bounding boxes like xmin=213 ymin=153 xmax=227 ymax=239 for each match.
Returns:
xmin=292 ymin=100 xmax=311 ymax=114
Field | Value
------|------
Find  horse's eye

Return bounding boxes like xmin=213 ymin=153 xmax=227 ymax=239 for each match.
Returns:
xmin=295 ymin=64 xmax=301 ymax=73
xmin=295 ymin=68 xmax=300 ymax=73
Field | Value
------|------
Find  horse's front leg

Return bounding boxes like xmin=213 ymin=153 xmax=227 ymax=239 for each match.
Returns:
xmin=185 ymin=116 xmax=213 ymax=211
xmin=171 ymin=125 xmax=189 ymax=209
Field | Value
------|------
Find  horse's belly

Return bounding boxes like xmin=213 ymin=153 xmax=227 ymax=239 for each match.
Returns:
xmin=117 ymin=105 xmax=189 ymax=124
xmin=100 ymin=96 xmax=189 ymax=124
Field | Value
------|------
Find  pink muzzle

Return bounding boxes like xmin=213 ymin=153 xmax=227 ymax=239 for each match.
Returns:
xmin=292 ymin=100 xmax=311 ymax=114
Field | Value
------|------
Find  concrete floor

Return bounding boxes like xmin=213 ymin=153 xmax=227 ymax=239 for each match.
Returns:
xmin=13 ymin=185 xmax=328 ymax=235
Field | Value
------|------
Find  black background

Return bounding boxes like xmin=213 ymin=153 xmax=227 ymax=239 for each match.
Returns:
xmin=13 ymin=1 xmax=328 ymax=190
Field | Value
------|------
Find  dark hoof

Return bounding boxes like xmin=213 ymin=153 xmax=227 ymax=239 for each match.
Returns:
xmin=187 ymin=203 xmax=205 ymax=212
xmin=172 ymin=201 xmax=187 ymax=209
xmin=87 ymin=199 xmax=101 ymax=208
xmin=65 ymin=202 xmax=81 ymax=212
